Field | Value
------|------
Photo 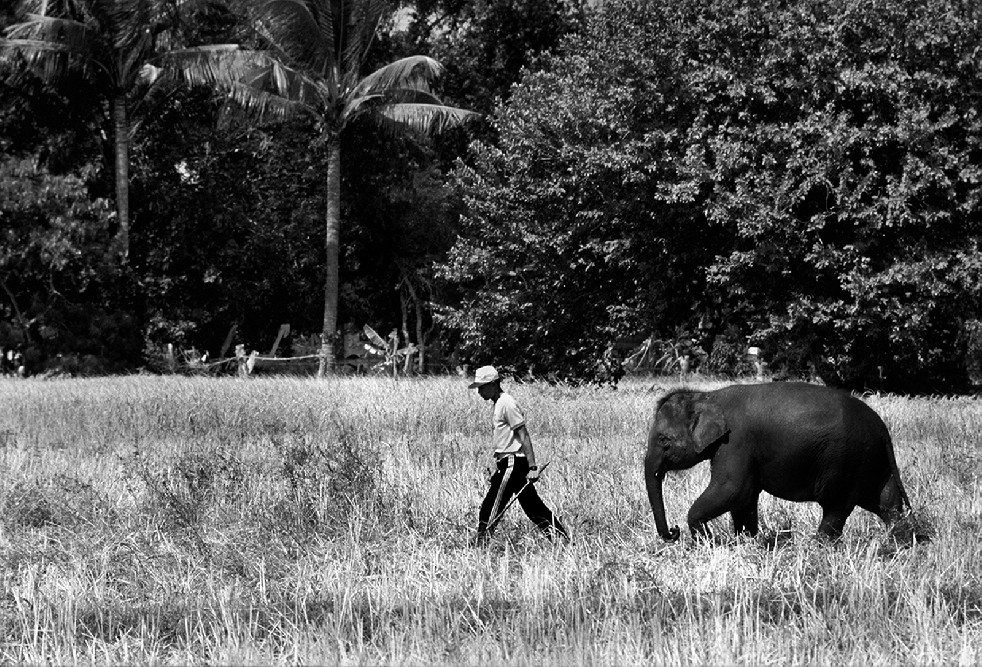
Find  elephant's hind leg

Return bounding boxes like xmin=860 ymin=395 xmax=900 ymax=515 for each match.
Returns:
xmin=816 ymin=504 xmax=855 ymax=540
xmin=859 ymin=474 xmax=906 ymax=526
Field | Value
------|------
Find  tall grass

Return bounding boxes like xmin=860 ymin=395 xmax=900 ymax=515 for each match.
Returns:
xmin=0 ymin=375 xmax=978 ymax=664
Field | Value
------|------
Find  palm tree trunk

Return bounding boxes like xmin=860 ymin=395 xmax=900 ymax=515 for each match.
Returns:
xmin=414 ymin=294 xmax=425 ymax=374
xmin=112 ymin=94 xmax=130 ymax=260
xmin=318 ymin=137 xmax=341 ymax=377
xmin=402 ymin=276 xmax=426 ymax=374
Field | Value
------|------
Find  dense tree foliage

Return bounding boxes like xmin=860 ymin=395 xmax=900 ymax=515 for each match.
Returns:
xmin=0 ymin=9 xmax=141 ymax=373
xmin=130 ymin=94 xmax=454 ymax=360
xmin=396 ymin=0 xmax=586 ymax=114
xmin=0 ymin=157 xmax=140 ymax=372
xmin=440 ymin=0 xmax=982 ymax=389
xmin=4 ymin=0 xmax=982 ymax=391
xmin=691 ymin=0 xmax=982 ymax=390
xmin=131 ymin=95 xmax=326 ymax=353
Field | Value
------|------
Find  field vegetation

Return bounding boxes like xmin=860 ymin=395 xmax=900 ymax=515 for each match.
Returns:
xmin=0 ymin=375 xmax=979 ymax=664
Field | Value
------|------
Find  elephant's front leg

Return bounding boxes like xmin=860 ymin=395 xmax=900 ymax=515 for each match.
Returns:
xmin=730 ymin=496 xmax=760 ymax=536
xmin=687 ymin=478 xmax=745 ymax=539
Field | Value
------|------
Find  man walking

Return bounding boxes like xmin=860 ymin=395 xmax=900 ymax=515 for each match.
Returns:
xmin=469 ymin=365 xmax=570 ymax=545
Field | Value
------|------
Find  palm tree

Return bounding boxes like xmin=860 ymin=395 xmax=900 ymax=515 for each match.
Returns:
xmin=0 ymin=0 xmax=202 ymax=261
xmin=160 ymin=0 xmax=476 ymax=375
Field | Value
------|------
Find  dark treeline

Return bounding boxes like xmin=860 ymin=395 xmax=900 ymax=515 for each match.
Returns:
xmin=2 ymin=0 xmax=981 ymax=392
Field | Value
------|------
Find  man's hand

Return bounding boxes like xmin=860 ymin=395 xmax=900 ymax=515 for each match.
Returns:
xmin=526 ymin=467 xmax=541 ymax=483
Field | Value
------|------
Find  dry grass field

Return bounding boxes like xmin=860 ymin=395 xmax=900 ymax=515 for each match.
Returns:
xmin=0 ymin=374 xmax=979 ymax=664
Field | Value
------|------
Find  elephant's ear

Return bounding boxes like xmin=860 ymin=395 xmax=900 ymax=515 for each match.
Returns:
xmin=691 ymin=399 xmax=728 ymax=453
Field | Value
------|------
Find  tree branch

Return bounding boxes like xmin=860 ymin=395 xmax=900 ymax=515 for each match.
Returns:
xmin=0 ymin=274 xmax=33 ymax=346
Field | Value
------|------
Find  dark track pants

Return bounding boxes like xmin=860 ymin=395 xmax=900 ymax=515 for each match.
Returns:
xmin=476 ymin=455 xmax=569 ymax=540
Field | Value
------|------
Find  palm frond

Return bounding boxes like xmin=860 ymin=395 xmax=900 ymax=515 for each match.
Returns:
xmin=0 ymin=37 xmax=70 ymax=56
xmin=353 ymin=55 xmax=442 ymax=98
xmin=240 ymin=58 xmax=323 ymax=105
xmin=340 ymin=86 xmax=441 ymax=120
xmin=160 ymin=44 xmax=264 ymax=87
xmin=374 ymin=102 xmax=479 ymax=136
xmin=257 ymin=0 xmax=324 ymax=66
xmin=305 ymin=0 xmax=336 ymax=70
xmin=224 ymin=78 xmax=312 ymax=122
xmin=19 ymin=0 xmax=95 ymax=21
xmin=161 ymin=44 xmax=322 ymax=114
xmin=4 ymin=15 xmax=95 ymax=56
xmin=129 ymin=72 xmax=183 ymax=137
xmin=111 ymin=0 xmax=160 ymax=39
xmin=120 ymin=32 xmax=154 ymax=83
xmin=118 ymin=0 xmax=222 ymax=32
xmin=339 ymin=91 xmax=380 ymax=120
xmin=114 ymin=0 xmax=203 ymax=47
xmin=0 ymin=38 xmax=76 ymax=80
xmin=379 ymin=88 xmax=443 ymax=105
xmin=262 ymin=0 xmax=319 ymax=42
xmin=14 ymin=0 xmax=51 ymax=14
xmin=249 ymin=14 xmax=291 ymax=63
xmin=334 ymin=0 xmax=388 ymax=93
xmin=341 ymin=0 xmax=388 ymax=72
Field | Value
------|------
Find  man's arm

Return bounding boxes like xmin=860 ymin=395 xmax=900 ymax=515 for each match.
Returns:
xmin=514 ymin=425 xmax=540 ymax=481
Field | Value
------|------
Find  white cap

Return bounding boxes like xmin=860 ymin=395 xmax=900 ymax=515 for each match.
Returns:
xmin=467 ymin=365 xmax=500 ymax=388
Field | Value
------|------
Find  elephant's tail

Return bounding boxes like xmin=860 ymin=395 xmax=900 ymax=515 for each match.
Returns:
xmin=885 ymin=434 xmax=912 ymax=512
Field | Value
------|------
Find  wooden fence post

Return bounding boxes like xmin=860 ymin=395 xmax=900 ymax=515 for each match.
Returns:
xmin=219 ymin=324 xmax=238 ymax=359
xmin=270 ymin=323 xmax=291 ymax=356
xmin=236 ymin=344 xmax=249 ymax=377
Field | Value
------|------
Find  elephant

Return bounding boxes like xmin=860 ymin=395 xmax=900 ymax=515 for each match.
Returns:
xmin=644 ymin=382 xmax=912 ymax=541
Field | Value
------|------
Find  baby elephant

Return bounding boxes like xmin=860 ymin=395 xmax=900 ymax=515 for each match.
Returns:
xmin=645 ymin=382 xmax=912 ymax=541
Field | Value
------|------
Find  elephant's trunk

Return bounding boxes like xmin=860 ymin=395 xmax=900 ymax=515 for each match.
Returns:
xmin=644 ymin=447 xmax=680 ymax=541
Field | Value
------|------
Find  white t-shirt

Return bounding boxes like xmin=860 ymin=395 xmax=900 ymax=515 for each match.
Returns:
xmin=492 ymin=392 xmax=526 ymax=456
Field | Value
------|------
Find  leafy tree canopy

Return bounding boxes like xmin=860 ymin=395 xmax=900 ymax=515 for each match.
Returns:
xmin=395 ymin=0 xmax=587 ymax=114
xmin=0 ymin=156 xmax=140 ymax=372
xmin=440 ymin=0 xmax=982 ymax=390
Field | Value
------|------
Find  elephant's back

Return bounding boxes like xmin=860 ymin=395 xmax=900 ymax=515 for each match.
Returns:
xmin=713 ymin=382 xmax=884 ymax=424
xmin=711 ymin=382 xmax=892 ymax=501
